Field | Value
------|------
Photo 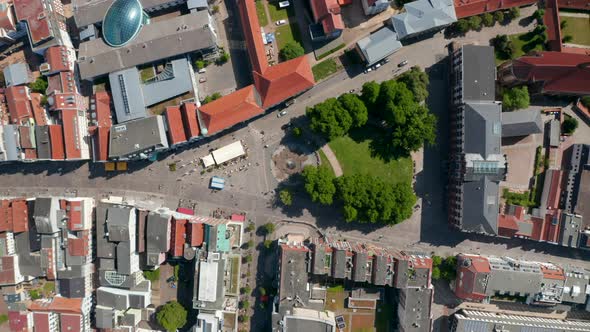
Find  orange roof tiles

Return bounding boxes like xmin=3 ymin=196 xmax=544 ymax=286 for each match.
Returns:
xmin=93 ymin=91 xmax=112 ymax=128
xmin=61 ymin=109 xmax=82 ymax=159
xmin=253 ymin=57 xmax=315 ymax=108
xmin=199 ymin=85 xmax=264 ymax=135
xmin=5 ymin=86 xmax=33 ymax=125
xmin=181 ymin=102 xmax=200 ymax=138
xmin=453 ymin=0 xmax=536 ymax=18
xmin=30 ymin=93 xmax=47 ymax=125
xmin=310 ymin=0 xmax=344 ymax=34
xmin=44 ymin=46 xmax=70 ymax=73
xmin=238 ymin=0 xmax=268 ymax=74
xmin=64 ymin=200 xmax=84 ymax=230
xmin=48 ymin=124 xmax=65 ymax=160
xmin=93 ymin=126 xmax=110 ymax=161
xmin=557 ymin=0 xmax=590 ymax=9
xmin=18 ymin=126 xmax=35 ymax=149
xmin=540 ymin=265 xmax=565 ymax=280
xmin=13 ymin=0 xmax=53 ymax=45
xmin=0 ymin=5 xmax=16 ymax=31
xmin=68 ymin=235 xmax=89 ymax=257
xmin=165 ymin=106 xmax=187 ymax=145
xmin=188 ymin=222 xmax=204 ymax=247
xmin=0 ymin=199 xmax=29 ymax=233
xmin=29 ymin=297 xmax=83 ymax=314
xmin=170 ymin=218 xmax=187 ymax=257
xmin=23 ymin=148 xmax=37 ymax=160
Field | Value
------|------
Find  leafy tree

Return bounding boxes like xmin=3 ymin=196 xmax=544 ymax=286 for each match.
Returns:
xmin=29 ymin=289 xmax=41 ymax=300
xmin=508 ymin=7 xmax=520 ymax=20
xmin=562 ymin=35 xmax=573 ymax=43
xmin=262 ymin=222 xmax=276 ymax=235
xmin=243 ymin=254 xmax=253 ymax=263
xmin=217 ymin=51 xmax=230 ymax=64
xmin=468 ymin=15 xmax=483 ymax=30
xmin=292 ymin=127 xmax=302 ymax=137
xmin=143 ymin=268 xmax=160 ymax=282
xmin=361 ymin=81 xmax=381 ymax=111
xmin=302 ymin=165 xmax=336 ymax=205
xmin=279 ymin=41 xmax=304 ymax=60
xmin=242 ymin=239 xmax=254 ymax=250
xmin=338 ymin=93 xmax=368 ymax=127
xmin=561 ymin=19 xmax=568 ymax=30
xmin=239 ymin=300 xmax=250 ymax=309
xmin=156 ymin=301 xmax=187 ymax=332
xmin=246 ymin=222 xmax=255 ymax=232
xmin=562 ymin=117 xmax=578 ymax=134
xmin=203 ymin=92 xmax=222 ymax=104
xmin=432 ymin=255 xmax=443 ymax=267
xmin=397 ymin=66 xmax=430 ymax=102
xmin=240 ymin=286 xmax=251 ymax=295
xmin=502 ymin=86 xmax=530 ymax=111
xmin=238 ymin=315 xmax=249 ymax=322
xmin=40 ymin=95 xmax=48 ymax=106
xmin=492 ymin=34 xmax=515 ymax=59
xmin=258 ymin=287 xmax=267 ymax=296
xmin=455 ymin=19 xmax=470 ymax=33
xmin=494 ymin=10 xmax=505 ymax=23
xmin=431 ymin=267 xmax=441 ymax=280
xmin=581 ymin=96 xmax=590 ymax=108
xmin=279 ymin=189 xmax=293 ymax=206
xmin=264 ymin=239 xmax=274 ymax=249
xmin=532 ymin=9 xmax=544 ymax=24
xmin=306 ymin=98 xmax=352 ymax=140
xmin=482 ymin=12 xmax=494 ymax=27
xmin=30 ymin=77 xmax=48 ymax=93
xmin=441 ymin=256 xmax=458 ymax=281
xmin=195 ymin=60 xmax=206 ymax=70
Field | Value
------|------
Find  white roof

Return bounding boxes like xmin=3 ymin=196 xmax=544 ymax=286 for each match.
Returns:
xmin=211 ymin=141 xmax=245 ymax=165
xmin=198 ymin=260 xmax=219 ymax=302
xmin=201 ymin=154 xmax=215 ymax=168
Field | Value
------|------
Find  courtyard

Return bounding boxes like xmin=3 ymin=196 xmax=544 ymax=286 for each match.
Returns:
xmin=559 ymin=13 xmax=590 ymax=46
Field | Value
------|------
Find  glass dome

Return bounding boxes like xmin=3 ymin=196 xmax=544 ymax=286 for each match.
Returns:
xmin=102 ymin=0 xmax=147 ymax=47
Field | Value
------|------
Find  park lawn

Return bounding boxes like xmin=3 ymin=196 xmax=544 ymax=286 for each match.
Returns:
xmin=312 ymin=58 xmax=339 ymax=81
xmin=328 ymin=128 xmax=413 ymax=185
xmin=318 ymin=149 xmax=336 ymax=177
xmin=255 ymin=1 xmax=269 ymax=26
xmin=275 ymin=23 xmax=302 ymax=49
xmin=268 ymin=0 xmax=295 ymax=21
xmin=559 ymin=15 xmax=590 ymax=45
xmin=495 ymin=32 xmax=545 ymax=65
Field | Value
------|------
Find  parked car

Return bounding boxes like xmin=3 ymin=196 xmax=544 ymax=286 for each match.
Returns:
xmin=398 ymin=60 xmax=408 ymax=67
xmin=198 ymin=68 xmax=206 ymax=74
xmin=199 ymin=77 xmax=207 ymax=83
xmin=277 ymin=110 xmax=288 ymax=118
xmin=275 ymin=19 xmax=286 ymax=26
xmin=375 ymin=63 xmax=381 ymax=69
xmin=364 ymin=67 xmax=373 ymax=74
xmin=166 ymin=276 xmax=176 ymax=283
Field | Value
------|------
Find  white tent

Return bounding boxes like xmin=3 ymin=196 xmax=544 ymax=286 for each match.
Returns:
xmin=211 ymin=141 xmax=245 ymax=165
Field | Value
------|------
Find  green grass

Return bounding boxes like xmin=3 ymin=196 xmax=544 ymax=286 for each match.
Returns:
xmin=375 ymin=303 xmax=394 ymax=332
xmin=328 ymin=128 xmax=413 ymax=185
xmin=139 ymin=66 xmax=155 ymax=82
xmin=43 ymin=282 xmax=55 ymax=293
xmin=495 ymin=32 xmax=546 ymax=65
xmin=559 ymin=15 xmax=590 ymax=45
xmin=318 ymin=149 xmax=335 ymax=177
xmin=275 ymin=23 xmax=302 ymax=50
xmin=312 ymin=58 xmax=339 ymax=81
xmin=0 ymin=314 xmax=7 ymax=325
xmin=268 ymin=0 xmax=295 ymax=21
xmin=255 ymin=1 xmax=269 ymax=26
xmin=228 ymin=256 xmax=240 ymax=295
xmin=327 ymin=284 xmax=345 ymax=293
xmin=317 ymin=43 xmax=346 ymax=60
xmin=503 ymin=188 xmax=534 ymax=207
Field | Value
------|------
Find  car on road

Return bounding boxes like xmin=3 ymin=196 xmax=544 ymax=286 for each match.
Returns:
xmin=398 ymin=60 xmax=408 ymax=67
xmin=275 ymin=19 xmax=286 ymax=25
xmin=199 ymin=77 xmax=207 ymax=83
xmin=364 ymin=67 xmax=372 ymax=74
xmin=375 ymin=63 xmax=381 ymax=69
xmin=198 ymin=68 xmax=206 ymax=74
xmin=277 ymin=110 xmax=288 ymax=117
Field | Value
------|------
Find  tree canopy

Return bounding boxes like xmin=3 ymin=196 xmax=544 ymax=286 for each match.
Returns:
xmin=397 ymin=66 xmax=430 ymax=102
xmin=361 ymin=81 xmax=381 ymax=111
xmin=30 ymin=77 xmax=48 ymax=94
xmin=502 ymin=86 xmax=530 ymax=111
xmin=335 ymin=174 xmax=416 ymax=224
xmin=481 ymin=12 xmax=494 ymax=27
xmin=338 ymin=93 xmax=368 ymax=127
xmin=279 ymin=189 xmax=293 ymax=206
xmin=302 ymin=165 xmax=336 ymax=205
xmin=306 ymin=98 xmax=352 ymax=140
xmin=157 ymin=301 xmax=187 ymax=332
xmin=279 ymin=41 xmax=304 ymax=61
xmin=562 ymin=117 xmax=578 ymax=135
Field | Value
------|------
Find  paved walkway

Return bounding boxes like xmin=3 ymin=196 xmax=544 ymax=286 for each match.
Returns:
xmin=560 ymin=11 xmax=590 ymax=18
xmin=320 ymin=144 xmax=343 ymax=176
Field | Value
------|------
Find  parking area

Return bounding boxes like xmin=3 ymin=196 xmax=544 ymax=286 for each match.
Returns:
xmin=501 ymin=133 xmax=542 ymax=190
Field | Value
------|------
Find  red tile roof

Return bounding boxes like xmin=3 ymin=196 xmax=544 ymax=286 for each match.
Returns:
xmin=165 ymin=106 xmax=187 ymax=145
xmin=453 ymin=0 xmax=536 ymax=18
xmin=138 ymin=210 xmax=148 ymax=253
xmin=93 ymin=126 xmax=110 ymax=161
xmin=177 ymin=207 xmax=194 ymax=215
xmin=33 ymin=312 xmax=50 ymax=332
xmin=238 ymin=0 xmax=268 ymax=74
xmin=199 ymin=85 xmax=264 ymax=135
xmin=29 ymin=297 xmax=83 ymax=314
xmin=544 ymin=0 xmax=562 ymax=52
xmin=18 ymin=126 xmax=35 ymax=149
xmin=454 ymin=254 xmax=490 ymax=301
xmin=540 ymin=265 xmax=565 ymax=280
xmin=30 ymin=93 xmax=47 ymax=125
xmin=61 ymin=109 xmax=82 ymax=159
xmin=5 ymin=86 xmax=33 ymax=125
xmin=188 ymin=222 xmax=204 ymax=247
xmin=170 ymin=218 xmax=187 ymax=257
xmin=44 ymin=46 xmax=70 ymax=73
xmin=231 ymin=214 xmax=246 ymax=222
xmin=253 ymin=56 xmax=315 ymax=108
xmin=48 ymin=124 xmax=65 ymax=160
xmin=0 ymin=199 xmax=29 ymax=233
xmin=23 ymin=148 xmax=37 ymax=160
xmin=511 ymin=52 xmax=590 ymax=95
xmin=557 ymin=0 xmax=590 ymax=9
xmin=64 ymin=200 xmax=83 ymax=230
xmin=8 ymin=310 xmax=29 ymax=332
xmin=60 ymin=314 xmax=82 ymax=332
xmin=0 ymin=256 xmax=18 ymax=285
xmin=93 ymin=91 xmax=112 ymax=128
xmin=68 ymin=235 xmax=89 ymax=256
xmin=180 ymin=102 xmax=200 ymax=139
xmin=0 ymin=5 xmax=16 ymax=31
xmin=530 ymin=216 xmax=546 ymax=241
xmin=13 ymin=0 xmax=53 ymax=45
xmin=310 ymin=0 xmax=344 ymax=33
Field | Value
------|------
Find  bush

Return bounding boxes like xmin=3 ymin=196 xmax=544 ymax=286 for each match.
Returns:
xmin=561 ymin=19 xmax=568 ymax=30
xmin=259 ymin=287 xmax=267 ymax=296
xmin=562 ymin=35 xmax=573 ymax=43
xmin=243 ymin=254 xmax=253 ymax=263
xmin=502 ymin=86 xmax=530 ymax=111
xmin=455 ymin=19 xmax=470 ymax=33
xmin=581 ymin=96 xmax=590 ymax=108
xmin=508 ymin=7 xmax=520 ymax=19
xmin=217 ymin=51 xmax=230 ymax=64
xmin=562 ymin=117 xmax=578 ymax=135
xmin=239 ymin=300 xmax=250 ymax=309
xmin=264 ymin=239 xmax=273 ymax=249
xmin=532 ymin=9 xmax=544 ymax=24
xmin=494 ymin=10 xmax=505 ymax=23
xmin=29 ymin=289 xmax=41 ymax=300
xmin=292 ymin=127 xmax=302 ymax=137
xmin=212 ymin=4 xmax=220 ymax=13
xmin=246 ymin=222 xmax=255 ymax=233
xmin=0 ymin=314 xmax=7 ymax=325
xmin=468 ymin=15 xmax=483 ymax=30
xmin=279 ymin=41 xmax=304 ymax=61
xmin=173 ymin=265 xmax=180 ymax=280
xmin=240 ymin=286 xmax=251 ymax=294
xmin=279 ymin=189 xmax=293 ymax=206
xmin=143 ymin=268 xmax=160 ymax=282
xmin=30 ymin=77 xmax=48 ymax=93
xmin=157 ymin=301 xmax=187 ymax=332
xmin=481 ymin=12 xmax=494 ymax=27
xmin=238 ymin=315 xmax=249 ymax=322
xmin=202 ymin=92 xmax=222 ymax=104
xmin=503 ymin=188 xmax=533 ymax=207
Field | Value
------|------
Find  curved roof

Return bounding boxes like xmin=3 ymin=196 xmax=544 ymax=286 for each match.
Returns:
xmin=102 ymin=0 xmax=146 ymax=47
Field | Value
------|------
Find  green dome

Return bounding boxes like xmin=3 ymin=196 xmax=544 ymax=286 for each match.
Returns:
xmin=102 ymin=0 xmax=147 ymax=47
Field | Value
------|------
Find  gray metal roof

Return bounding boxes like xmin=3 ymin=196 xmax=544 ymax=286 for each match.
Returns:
xmin=562 ymin=265 xmax=590 ymax=304
xmin=352 ymin=251 xmax=368 ymax=282
xmin=109 ymin=67 xmax=147 ymax=123
xmin=15 ymin=232 xmax=43 ymax=277
xmin=559 ymin=213 xmax=582 ymax=248
xmin=187 ymin=0 xmax=207 ymax=9
xmin=106 ymin=204 xmax=134 ymax=242
xmin=1 ymin=125 xmax=20 ymax=161
xmin=461 ymin=45 xmax=496 ymax=103
xmin=97 ymin=287 xmax=130 ymax=310
xmin=3 ymin=63 xmax=32 ymax=86
xmin=332 ymin=249 xmax=347 ymax=279
xmin=33 ymin=197 xmax=59 ymax=234
xmin=109 ymin=115 xmax=169 ymax=159
xmin=356 ymin=26 xmax=402 ymax=66
xmin=142 ymin=58 xmax=193 ymax=107
xmin=59 ymin=277 xmax=86 ymax=298
xmin=35 ymin=126 xmax=51 ymax=159
xmin=77 ymin=11 xmax=216 ymax=79
xmin=397 ymin=287 xmax=433 ymax=332
xmin=501 ymin=110 xmax=543 ymax=138
xmin=283 ymin=316 xmax=335 ymax=332
xmin=278 ymin=247 xmax=310 ymax=309
xmin=372 ymin=255 xmax=393 ymax=286
xmin=485 ymin=257 xmax=543 ymax=296
xmin=549 ymin=119 xmax=561 ymax=147
xmin=95 ymin=305 xmax=116 ymax=329
xmin=390 ymin=0 xmax=456 ymax=39
xmin=96 ymin=203 xmax=116 ymax=259
xmin=574 ymin=169 xmax=590 ymax=227
xmin=463 ymin=102 xmax=502 ymax=158
xmin=116 ymin=242 xmax=132 ymax=274
xmin=146 ymin=212 xmax=171 ymax=252
xmin=311 ymin=244 xmax=328 ymax=275
xmin=461 ymin=177 xmax=499 ymax=235
xmin=452 ymin=309 xmax=590 ymax=332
